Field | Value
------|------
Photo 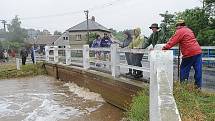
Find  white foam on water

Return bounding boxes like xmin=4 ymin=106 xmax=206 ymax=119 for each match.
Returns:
xmin=53 ymin=92 xmax=69 ymax=97
xmin=23 ymin=99 xmax=84 ymax=121
xmin=63 ymin=82 xmax=105 ymax=102
xmin=84 ymin=103 xmax=103 ymax=114
xmin=0 ymin=98 xmax=23 ymax=118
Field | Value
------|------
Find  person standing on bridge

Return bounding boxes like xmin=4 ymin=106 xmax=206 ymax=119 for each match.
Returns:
xmin=119 ymin=30 xmax=133 ymax=75
xmin=129 ymin=28 xmax=144 ymax=79
xmin=20 ymin=48 xmax=28 ymax=65
xmin=92 ymin=35 xmax=102 ymax=67
xmin=162 ymin=20 xmax=202 ymax=88
xmin=100 ymin=33 xmax=112 ymax=61
xmin=142 ymin=23 xmax=166 ymax=49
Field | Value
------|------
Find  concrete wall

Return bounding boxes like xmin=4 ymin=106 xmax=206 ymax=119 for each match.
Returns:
xmin=44 ymin=63 xmax=143 ymax=110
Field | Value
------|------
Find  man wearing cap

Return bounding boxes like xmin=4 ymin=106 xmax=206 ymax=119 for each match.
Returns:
xmin=142 ymin=23 xmax=166 ymax=49
xmin=162 ymin=20 xmax=202 ymax=88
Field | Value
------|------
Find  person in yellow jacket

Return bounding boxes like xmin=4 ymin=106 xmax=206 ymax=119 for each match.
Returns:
xmin=128 ymin=28 xmax=144 ymax=78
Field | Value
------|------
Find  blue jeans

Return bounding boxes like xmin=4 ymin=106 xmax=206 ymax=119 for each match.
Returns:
xmin=180 ymin=54 xmax=202 ymax=88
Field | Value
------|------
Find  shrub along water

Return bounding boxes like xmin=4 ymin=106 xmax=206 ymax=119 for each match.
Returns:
xmin=0 ymin=63 xmax=46 ymax=79
xmin=126 ymin=82 xmax=215 ymax=121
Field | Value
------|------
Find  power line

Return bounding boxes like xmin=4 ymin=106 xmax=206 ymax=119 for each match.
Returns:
xmin=16 ymin=0 xmax=130 ymax=21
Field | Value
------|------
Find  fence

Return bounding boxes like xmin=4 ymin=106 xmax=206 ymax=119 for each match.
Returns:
xmin=172 ymin=46 xmax=215 ymax=67
xmin=44 ymin=44 xmax=181 ymax=121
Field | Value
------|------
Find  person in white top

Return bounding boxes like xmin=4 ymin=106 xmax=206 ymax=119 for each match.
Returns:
xmin=3 ymin=50 xmax=9 ymax=62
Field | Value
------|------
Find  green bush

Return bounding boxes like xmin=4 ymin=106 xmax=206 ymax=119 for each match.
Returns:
xmin=126 ymin=88 xmax=149 ymax=121
xmin=0 ymin=63 xmax=46 ymax=79
xmin=126 ymin=82 xmax=215 ymax=121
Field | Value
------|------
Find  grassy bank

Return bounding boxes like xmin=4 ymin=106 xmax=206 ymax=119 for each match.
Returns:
xmin=126 ymin=82 xmax=215 ymax=121
xmin=0 ymin=63 xmax=47 ymax=79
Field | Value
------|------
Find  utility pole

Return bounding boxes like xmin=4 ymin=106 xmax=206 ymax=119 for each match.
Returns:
xmin=202 ymin=0 xmax=205 ymax=8
xmin=0 ymin=20 xmax=7 ymax=32
xmin=84 ymin=10 xmax=89 ymax=42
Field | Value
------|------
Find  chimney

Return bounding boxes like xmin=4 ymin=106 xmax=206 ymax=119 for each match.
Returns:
xmin=91 ymin=16 xmax=95 ymax=22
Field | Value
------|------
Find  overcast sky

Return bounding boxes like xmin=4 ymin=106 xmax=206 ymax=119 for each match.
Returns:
xmin=0 ymin=0 xmax=202 ymax=36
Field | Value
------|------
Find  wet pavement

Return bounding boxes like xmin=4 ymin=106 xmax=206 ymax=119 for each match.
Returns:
xmin=0 ymin=76 xmax=123 ymax=121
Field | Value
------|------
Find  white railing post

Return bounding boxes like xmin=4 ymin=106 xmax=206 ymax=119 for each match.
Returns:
xmin=150 ymin=50 xmax=160 ymax=121
xmin=53 ymin=46 xmax=59 ymax=63
xmin=45 ymin=46 xmax=49 ymax=62
xmin=65 ymin=45 xmax=71 ymax=65
xmin=150 ymin=50 xmax=180 ymax=121
xmin=111 ymin=44 xmax=120 ymax=77
xmin=16 ymin=58 xmax=20 ymax=70
xmin=83 ymin=45 xmax=90 ymax=69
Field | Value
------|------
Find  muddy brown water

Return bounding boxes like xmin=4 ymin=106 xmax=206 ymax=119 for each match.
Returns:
xmin=0 ymin=75 xmax=124 ymax=121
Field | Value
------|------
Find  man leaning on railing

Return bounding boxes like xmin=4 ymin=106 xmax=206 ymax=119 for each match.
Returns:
xmin=162 ymin=19 xmax=203 ymax=89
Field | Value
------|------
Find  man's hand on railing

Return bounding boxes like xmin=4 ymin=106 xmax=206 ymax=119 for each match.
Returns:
xmin=162 ymin=46 xmax=168 ymax=50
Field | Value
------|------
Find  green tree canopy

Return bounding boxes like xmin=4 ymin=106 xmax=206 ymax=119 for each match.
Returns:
xmin=7 ymin=15 xmax=27 ymax=43
xmin=159 ymin=11 xmax=175 ymax=40
xmin=53 ymin=30 xmax=62 ymax=35
xmin=176 ymin=7 xmax=210 ymax=36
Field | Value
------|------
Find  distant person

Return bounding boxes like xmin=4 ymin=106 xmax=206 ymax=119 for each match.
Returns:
xmin=20 ymin=48 xmax=28 ymax=65
xmin=3 ymin=50 xmax=9 ymax=62
xmin=11 ymin=50 xmax=16 ymax=58
xmin=142 ymin=23 xmax=166 ymax=49
xmin=92 ymin=35 xmax=102 ymax=48
xmin=0 ymin=50 xmax=4 ymax=63
xmin=162 ymin=20 xmax=202 ymax=89
xmin=100 ymin=33 xmax=112 ymax=61
xmin=31 ymin=46 xmax=35 ymax=64
xmin=92 ymin=35 xmax=102 ymax=66
xmin=128 ymin=28 xmax=144 ymax=79
xmin=100 ymin=33 xmax=112 ymax=48
xmin=119 ymin=31 xmax=133 ymax=75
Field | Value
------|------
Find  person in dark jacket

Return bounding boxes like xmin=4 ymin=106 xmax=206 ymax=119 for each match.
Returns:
xmin=100 ymin=33 xmax=112 ymax=47
xmin=100 ymin=33 xmax=112 ymax=61
xmin=92 ymin=35 xmax=102 ymax=48
xmin=142 ymin=23 xmax=166 ymax=49
xmin=31 ymin=46 xmax=35 ymax=64
xmin=92 ymin=35 xmax=102 ymax=66
xmin=120 ymin=31 xmax=133 ymax=75
xmin=162 ymin=20 xmax=202 ymax=88
xmin=20 ymin=48 xmax=28 ymax=65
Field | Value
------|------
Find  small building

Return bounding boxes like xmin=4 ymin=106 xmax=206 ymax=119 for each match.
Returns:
xmin=66 ymin=16 xmax=112 ymax=48
xmin=53 ymin=31 xmax=70 ymax=47
xmin=26 ymin=35 xmax=60 ymax=53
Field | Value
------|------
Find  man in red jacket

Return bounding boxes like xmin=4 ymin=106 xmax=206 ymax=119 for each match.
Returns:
xmin=162 ymin=20 xmax=202 ymax=88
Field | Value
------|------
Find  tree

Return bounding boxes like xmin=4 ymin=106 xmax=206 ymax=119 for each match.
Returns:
xmin=110 ymin=28 xmax=130 ymax=41
xmin=197 ymin=29 xmax=215 ymax=45
xmin=54 ymin=30 xmax=62 ymax=35
xmin=204 ymin=0 xmax=215 ymax=18
xmin=7 ymin=15 xmax=27 ymax=42
xmin=86 ymin=32 xmax=97 ymax=47
xmin=175 ymin=7 xmax=210 ymax=36
xmin=159 ymin=11 xmax=175 ymax=40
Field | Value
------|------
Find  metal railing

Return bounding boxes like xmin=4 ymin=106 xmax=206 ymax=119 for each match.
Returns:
xmin=172 ymin=46 xmax=215 ymax=67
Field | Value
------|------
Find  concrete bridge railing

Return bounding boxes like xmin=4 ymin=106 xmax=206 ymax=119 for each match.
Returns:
xmin=44 ymin=44 xmax=181 ymax=121
xmin=150 ymin=50 xmax=181 ymax=121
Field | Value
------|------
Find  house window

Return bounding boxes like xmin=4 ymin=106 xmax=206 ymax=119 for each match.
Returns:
xmin=76 ymin=35 xmax=82 ymax=41
xmin=63 ymin=37 xmax=68 ymax=40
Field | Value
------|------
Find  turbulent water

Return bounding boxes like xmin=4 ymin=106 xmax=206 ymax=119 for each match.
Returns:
xmin=0 ymin=76 xmax=123 ymax=121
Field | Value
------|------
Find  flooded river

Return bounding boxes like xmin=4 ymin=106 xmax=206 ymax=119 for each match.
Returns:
xmin=0 ymin=76 xmax=123 ymax=121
